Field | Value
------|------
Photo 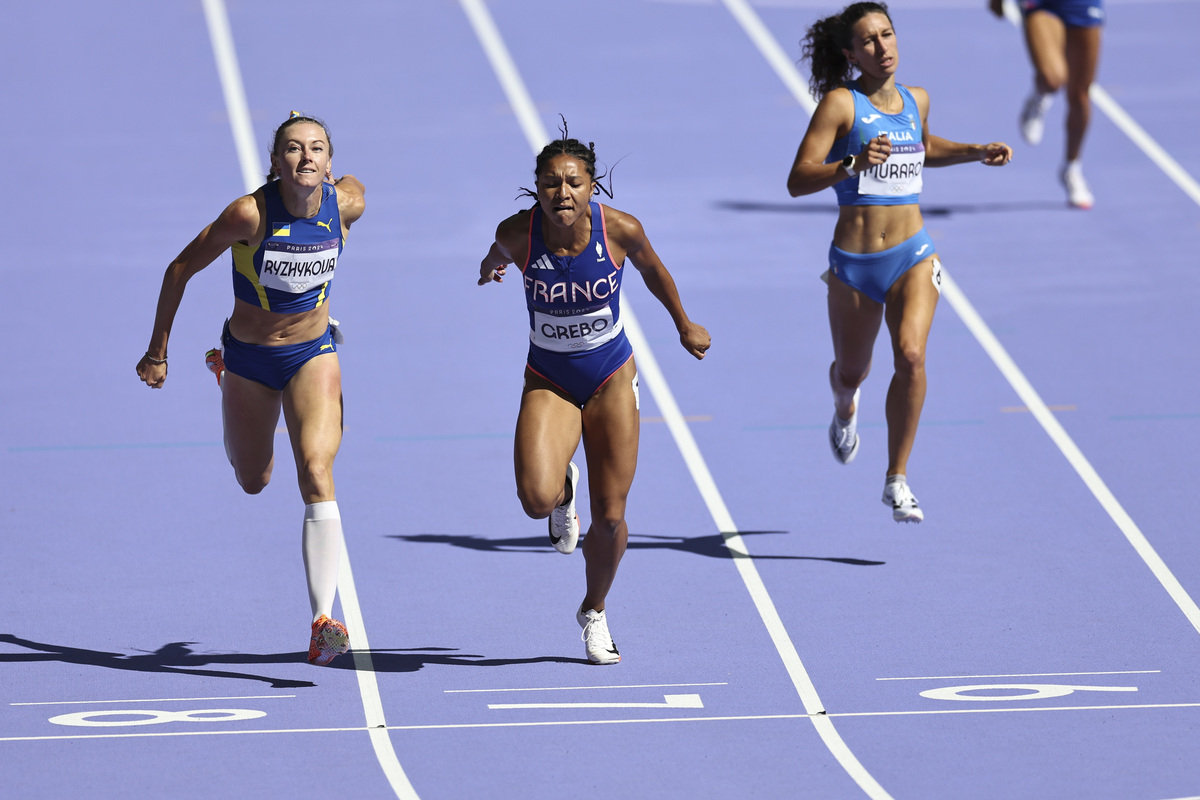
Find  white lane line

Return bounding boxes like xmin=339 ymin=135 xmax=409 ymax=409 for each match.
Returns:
xmin=201 ymin=5 xmax=417 ymax=799
xmin=11 ymin=695 xmax=296 ymax=706
xmin=200 ymin=0 xmax=263 ymax=194
xmin=993 ymin=7 xmax=1200 ymax=633
xmin=458 ymin=0 xmax=548 ymax=155
xmin=722 ymin=0 xmax=1200 ymax=642
xmin=943 ymin=271 xmax=1200 ymax=637
xmin=8 ymin=699 xmax=1198 ymax=742
xmin=459 ymin=1 xmax=888 ymax=798
xmin=621 ymin=310 xmax=831 ymax=720
xmin=445 ymin=682 xmax=728 ymax=693
xmin=337 ymin=544 xmax=421 ymax=799
xmin=831 ymin=701 xmax=1200 ymax=718
xmin=722 ymin=0 xmax=816 ymax=116
xmin=877 ymin=670 xmax=1160 ymax=682
xmin=1088 ymin=85 xmax=1200 ymax=205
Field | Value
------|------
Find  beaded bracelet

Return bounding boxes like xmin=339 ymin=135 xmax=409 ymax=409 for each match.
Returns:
xmin=143 ymin=352 xmax=168 ymax=365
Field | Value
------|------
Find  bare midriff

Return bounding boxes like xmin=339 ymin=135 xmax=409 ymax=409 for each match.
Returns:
xmin=832 ymin=203 xmax=924 ymax=254
xmin=227 ymin=298 xmax=331 ymax=346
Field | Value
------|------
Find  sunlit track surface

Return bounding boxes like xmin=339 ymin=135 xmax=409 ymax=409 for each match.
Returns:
xmin=3 ymin=1 xmax=1199 ymax=798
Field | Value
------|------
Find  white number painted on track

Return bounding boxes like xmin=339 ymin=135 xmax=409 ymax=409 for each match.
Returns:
xmin=488 ymin=693 xmax=704 ymax=710
xmin=48 ymin=708 xmax=267 ymax=727
xmin=920 ymin=684 xmax=1138 ymax=702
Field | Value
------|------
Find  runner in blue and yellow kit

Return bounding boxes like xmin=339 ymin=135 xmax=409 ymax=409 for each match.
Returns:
xmin=478 ymin=126 xmax=709 ymax=665
xmin=136 ymin=112 xmax=365 ymax=666
xmin=788 ymin=3 xmax=1011 ymax=523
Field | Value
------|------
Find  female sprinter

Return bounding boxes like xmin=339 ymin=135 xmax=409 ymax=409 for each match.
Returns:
xmin=477 ymin=128 xmax=710 ymax=664
xmin=787 ymin=3 xmax=1011 ymax=522
xmin=988 ymin=0 xmax=1104 ymax=208
xmin=135 ymin=112 xmax=365 ymax=666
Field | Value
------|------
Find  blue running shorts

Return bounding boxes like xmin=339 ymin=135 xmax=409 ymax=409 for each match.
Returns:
xmin=828 ymin=228 xmax=938 ymax=304
xmin=526 ymin=332 xmax=635 ymax=407
xmin=1020 ymin=0 xmax=1104 ymax=28
xmin=221 ymin=320 xmax=338 ymax=391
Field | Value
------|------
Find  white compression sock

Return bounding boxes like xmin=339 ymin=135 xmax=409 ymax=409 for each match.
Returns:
xmin=302 ymin=501 xmax=343 ymax=622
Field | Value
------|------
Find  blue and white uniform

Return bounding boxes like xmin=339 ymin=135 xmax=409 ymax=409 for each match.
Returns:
xmin=825 ymin=81 xmax=937 ymax=304
xmin=223 ymin=181 xmax=344 ymax=390
xmin=1019 ymin=0 xmax=1104 ymax=28
xmin=522 ymin=202 xmax=634 ymax=406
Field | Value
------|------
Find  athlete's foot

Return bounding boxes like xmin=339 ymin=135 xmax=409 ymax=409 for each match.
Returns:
xmin=1019 ymin=91 xmax=1052 ymax=146
xmin=308 ymin=615 xmax=350 ymax=666
xmin=828 ymin=387 xmax=861 ymax=465
xmin=204 ymin=347 xmax=225 ymax=387
xmin=882 ymin=475 xmax=923 ymax=523
xmin=1060 ymin=162 xmax=1094 ymax=209
xmin=548 ymin=462 xmax=580 ymax=554
xmin=577 ymin=607 xmax=620 ymax=665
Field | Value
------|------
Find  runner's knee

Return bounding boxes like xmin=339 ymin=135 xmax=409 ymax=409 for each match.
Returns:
xmin=893 ymin=341 xmax=926 ymax=377
xmin=234 ymin=465 xmax=271 ymax=495
xmin=589 ymin=497 xmax=627 ymax=535
xmin=517 ymin=483 xmax=559 ymax=519
xmin=297 ymin=459 xmax=334 ymax=499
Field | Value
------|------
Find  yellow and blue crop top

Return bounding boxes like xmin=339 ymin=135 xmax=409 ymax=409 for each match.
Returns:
xmin=231 ymin=181 xmax=342 ymax=312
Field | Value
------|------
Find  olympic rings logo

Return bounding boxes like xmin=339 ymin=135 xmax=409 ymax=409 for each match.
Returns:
xmin=49 ymin=708 xmax=267 ymax=727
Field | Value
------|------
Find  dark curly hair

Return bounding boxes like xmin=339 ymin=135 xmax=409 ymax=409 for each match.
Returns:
xmin=267 ymin=112 xmax=334 ymax=181
xmin=800 ymin=2 xmax=892 ymax=100
xmin=519 ymin=116 xmax=613 ymax=201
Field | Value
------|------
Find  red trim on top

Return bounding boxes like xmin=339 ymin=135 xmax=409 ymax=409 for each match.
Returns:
xmin=597 ymin=203 xmax=623 ymax=270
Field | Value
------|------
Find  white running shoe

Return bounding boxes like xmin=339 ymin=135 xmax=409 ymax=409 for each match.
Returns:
xmin=882 ymin=477 xmax=924 ymax=523
xmin=1019 ymin=91 xmax=1052 ymax=146
xmin=549 ymin=462 xmax=580 ymax=554
xmin=828 ymin=388 xmax=861 ymax=465
xmin=1060 ymin=162 xmax=1095 ymax=209
xmin=577 ymin=607 xmax=620 ymax=665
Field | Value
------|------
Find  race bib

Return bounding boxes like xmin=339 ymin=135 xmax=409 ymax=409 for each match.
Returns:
xmin=531 ymin=306 xmax=621 ymax=353
xmin=259 ymin=238 xmax=339 ymax=293
xmin=858 ymin=143 xmax=925 ymax=197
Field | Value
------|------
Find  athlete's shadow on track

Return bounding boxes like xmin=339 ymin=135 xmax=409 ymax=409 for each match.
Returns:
xmin=0 ymin=633 xmax=318 ymax=688
xmin=324 ymin=649 xmax=590 ymax=672
xmin=715 ymin=199 xmax=1067 ymax=216
xmin=390 ymin=531 xmax=884 ymax=566
xmin=0 ymin=635 xmax=590 ymax=684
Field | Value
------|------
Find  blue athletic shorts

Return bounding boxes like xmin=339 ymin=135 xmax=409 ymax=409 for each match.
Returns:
xmin=221 ymin=320 xmax=338 ymax=391
xmin=526 ymin=331 xmax=634 ymax=407
xmin=1020 ymin=0 xmax=1104 ymax=27
xmin=828 ymin=229 xmax=938 ymax=304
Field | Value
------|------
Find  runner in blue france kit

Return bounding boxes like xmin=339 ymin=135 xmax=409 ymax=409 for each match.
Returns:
xmin=787 ymin=3 xmax=1011 ymax=522
xmin=135 ymin=112 xmax=366 ymax=666
xmin=989 ymin=0 xmax=1104 ymax=208
xmin=478 ymin=125 xmax=710 ymax=664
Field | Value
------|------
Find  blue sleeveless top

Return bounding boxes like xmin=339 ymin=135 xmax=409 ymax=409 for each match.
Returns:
xmin=827 ymin=82 xmax=925 ymax=207
xmin=521 ymin=202 xmax=626 ymax=354
xmin=231 ymin=181 xmax=343 ymax=312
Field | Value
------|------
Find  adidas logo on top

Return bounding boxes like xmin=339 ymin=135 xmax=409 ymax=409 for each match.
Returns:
xmin=531 ymin=254 xmax=555 ymax=271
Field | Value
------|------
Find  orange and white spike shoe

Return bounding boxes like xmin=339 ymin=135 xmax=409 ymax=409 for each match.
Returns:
xmin=308 ymin=615 xmax=350 ymax=666
xmin=204 ymin=347 xmax=225 ymax=387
